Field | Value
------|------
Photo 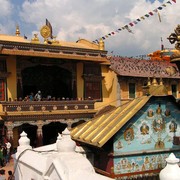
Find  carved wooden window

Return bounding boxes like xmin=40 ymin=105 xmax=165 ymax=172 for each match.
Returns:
xmin=83 ymin=63 xmax=102 ymax=101
xmin=171 ymin=84 xmax=177 ymax=98
xmin=129 ymin=83 xmax=136 ymax=98
xmin=0 ymin=79 xmax=5 ymax=101
xmin=0 ymin=60 xmax=7 ymax=72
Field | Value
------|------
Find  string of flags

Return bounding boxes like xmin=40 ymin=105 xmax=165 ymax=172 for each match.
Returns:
xmin=93 ymin=0 xmax=176 ymax=43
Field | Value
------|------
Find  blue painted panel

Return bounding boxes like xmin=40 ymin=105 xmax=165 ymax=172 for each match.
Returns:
xmin=114 ymin=152 xmax=180 ymax=175
xmin=114 ymin=96 xmax=180 ymax=154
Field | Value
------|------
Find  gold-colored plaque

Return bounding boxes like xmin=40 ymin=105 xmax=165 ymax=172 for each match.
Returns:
xmin=40 ymin=25 xmax=51 ymax=38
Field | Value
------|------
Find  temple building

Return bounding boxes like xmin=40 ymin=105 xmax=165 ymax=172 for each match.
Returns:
xmin=0 ymin=22 xmax=180 ymax=153
xmin=71 ymin=79 xmax=180 ymax=179
xmin=0 ymin=24 xmax=119 ymax=148
xmin=109 ymin=56 xmax=180 ymax=104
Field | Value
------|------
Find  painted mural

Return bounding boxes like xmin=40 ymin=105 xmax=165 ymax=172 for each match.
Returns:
xmin=113 ymin=96 xmax=180 ymax=174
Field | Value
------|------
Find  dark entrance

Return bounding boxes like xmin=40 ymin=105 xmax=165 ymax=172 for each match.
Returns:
xmin=18 ymin=123 xmax=37 ymax=147
xmin=21 ymin=65 xmax=73 ymax=100
xmin=42 ymin=122 xmax=67 ymax=145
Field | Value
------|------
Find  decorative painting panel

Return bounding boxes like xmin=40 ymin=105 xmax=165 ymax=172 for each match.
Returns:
xmin=113 ymin=96 xmax=180 ymax=175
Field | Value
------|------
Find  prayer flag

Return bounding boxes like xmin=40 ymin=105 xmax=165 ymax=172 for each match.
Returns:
xmin=158 ymin=12 xmax=162 ymax=22
xmin=167 ymin=1 xmax=172 ymax=4
xmin=158 ymin=6 xmax=163 ymax=10
xmin=129 ymin=22 xmax=134 ymax=26
xmin=46 ymin=19 xmax=53 ymax=39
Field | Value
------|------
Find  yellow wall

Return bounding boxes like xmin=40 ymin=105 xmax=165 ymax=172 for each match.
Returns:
xmin=76 ymin=62 xmax=84 ymax=100
xmin=6 ymin=56 xmax=17 ymax=100
xmin=95 ymin=65 xmax=120 ymax=110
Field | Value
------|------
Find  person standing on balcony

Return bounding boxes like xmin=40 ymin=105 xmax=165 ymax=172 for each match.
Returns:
xmin=34 ymin=91 xmax=42 ymax=101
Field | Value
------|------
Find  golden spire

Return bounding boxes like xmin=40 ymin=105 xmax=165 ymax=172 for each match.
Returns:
xmin=147 ymin=77 xmax=151 ymax=86
xmin=159 ymin=77 xmax=163 ymax=85
xmin=152 ymin=77 xmax=158 ymax=86
xmin=99 ymin=38 xmax=104 ymax=50
xmin=15 ymin=25 xmax=20 ymax=36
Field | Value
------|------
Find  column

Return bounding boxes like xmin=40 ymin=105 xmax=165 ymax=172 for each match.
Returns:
xmin=36 ymin=120 xmax=43 ymax=147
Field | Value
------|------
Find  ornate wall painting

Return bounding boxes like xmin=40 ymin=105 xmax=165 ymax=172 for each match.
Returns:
xmin=114 ymin=152 xmax=179 ymax=174
xmin=113 ymin=96 xmax=180 ymax=174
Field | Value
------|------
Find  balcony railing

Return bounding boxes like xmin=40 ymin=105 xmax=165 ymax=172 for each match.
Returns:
xmin=0 ymin=100 xmax=97 ymax=121
xmin=0 ymin=100 xmax=95 ymax=112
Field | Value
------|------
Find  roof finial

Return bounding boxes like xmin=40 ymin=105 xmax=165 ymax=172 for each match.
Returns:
xmin=147 ymin=77 xmax=151 ymax=86
xmin=160 ymin=77 xmax=163 ymax=85
xmin=15 ymin=25 xmax=20 ymax=36
xmin=99 ymin=38 xmax=104 ymax=50
xmin=152 ymin=77 xmax=158 ymax=86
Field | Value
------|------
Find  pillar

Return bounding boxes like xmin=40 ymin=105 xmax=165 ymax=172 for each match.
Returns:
xmin=36 ymin=120 xmax=43 ymax=147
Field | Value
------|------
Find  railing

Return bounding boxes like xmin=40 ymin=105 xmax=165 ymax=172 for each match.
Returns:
xmin=0 ymin=100 xmax=96 ymax=112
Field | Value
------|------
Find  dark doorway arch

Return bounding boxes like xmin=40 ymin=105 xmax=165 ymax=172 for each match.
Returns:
xmin=21 ymin=65 xmax=72 ymax=100
xmin=42 ymin=122 xmax=67 ymax=145
xmin=18 ymin=123 xmax=37 ymax=147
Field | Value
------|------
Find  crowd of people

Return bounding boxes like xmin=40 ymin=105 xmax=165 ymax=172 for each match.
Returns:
xmin=0 ymin=142 xmax=11 ymax=168
xmin=0 ymin=141 xmax=14 ymax=180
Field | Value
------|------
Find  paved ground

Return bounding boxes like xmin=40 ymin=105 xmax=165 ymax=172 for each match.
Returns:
xmin=0 ymin=158 xmax=14 ymax=179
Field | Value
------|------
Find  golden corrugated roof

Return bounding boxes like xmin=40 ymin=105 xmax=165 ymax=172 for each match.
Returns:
xmin=71 ymin=96 xmax=151 ymax=147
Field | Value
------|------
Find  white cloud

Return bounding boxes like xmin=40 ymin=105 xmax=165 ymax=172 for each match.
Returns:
xmin=1 ymin=0 xmax=180 ymax=57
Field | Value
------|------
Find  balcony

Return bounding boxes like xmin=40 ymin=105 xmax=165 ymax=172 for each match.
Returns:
xmin=0 ymin=100 xmax=97 ymax=121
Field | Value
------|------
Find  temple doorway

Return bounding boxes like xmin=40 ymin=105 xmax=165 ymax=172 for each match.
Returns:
xmin=21 ymin=65 xmax=73 ymax=100
xmin=17 ymin=123 xmax=38 ymax=148
xmin=42 ymin=122 xmax=67 ymax=145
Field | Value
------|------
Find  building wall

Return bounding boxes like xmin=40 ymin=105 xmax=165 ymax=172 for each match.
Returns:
xmin=6 ymin=56 xmax=17 ymax=101
xmin=95 ymin=66 xmax=120 ymax=109
xmin=76 ymin=62 xmax=84 ymax=100
xmin=113 ymin=96 xmax=180 ymax=176
xmin=119 ymin=77 xmax=180 ymax=104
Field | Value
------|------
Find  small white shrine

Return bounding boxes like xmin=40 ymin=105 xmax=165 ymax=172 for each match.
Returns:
xmin=159 ymin=153 xmax=180 ymax=180
xmin=13 ymin=128 xmax=113 ymax=180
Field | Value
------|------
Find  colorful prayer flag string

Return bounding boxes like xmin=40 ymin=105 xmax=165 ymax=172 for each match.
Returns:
xmin=93 ymin=0 xmax=176 ymax=43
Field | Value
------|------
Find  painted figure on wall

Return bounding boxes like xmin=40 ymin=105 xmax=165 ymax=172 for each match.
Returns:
xmin=140 ymin=122 xmax=149 ymax=135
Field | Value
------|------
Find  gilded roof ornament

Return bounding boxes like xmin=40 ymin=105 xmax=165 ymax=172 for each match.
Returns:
xmin=167 ymin=25 xmax=180 ymax=62
xmin=152 ymin=77 xmax=158 ymax=86
xmin=168 ymin=24 xmax=180 ymax=50
xmin=40 ymin=25 xmax=51 ymax=39
xmin=15 ymin=25 xmax=20 ymax=36
xmin=99 ymin=38 xmax=104 ymax=50
xmin=31 ymin=34 xmax=40 ymax=44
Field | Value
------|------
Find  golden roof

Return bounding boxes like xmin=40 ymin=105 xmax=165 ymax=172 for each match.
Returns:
xmin=71 ymin=96 xmax=150 ymax=147
xmin=0 ymin=34 xmax=30 ymax=43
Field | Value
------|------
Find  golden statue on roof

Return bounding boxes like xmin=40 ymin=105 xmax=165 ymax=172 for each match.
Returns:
xmin=40 ymin=25 xmax=51 ymax=39
xmin=167 ymin=24 xmax=180 ymax=64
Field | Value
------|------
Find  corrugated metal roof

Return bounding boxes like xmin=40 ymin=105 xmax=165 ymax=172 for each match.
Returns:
xmin=71 ymin=96 xmax=151 ymax=147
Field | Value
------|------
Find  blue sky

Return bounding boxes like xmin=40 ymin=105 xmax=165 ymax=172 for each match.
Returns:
xmin=0 ymin=0 xmax=179 ymax=57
